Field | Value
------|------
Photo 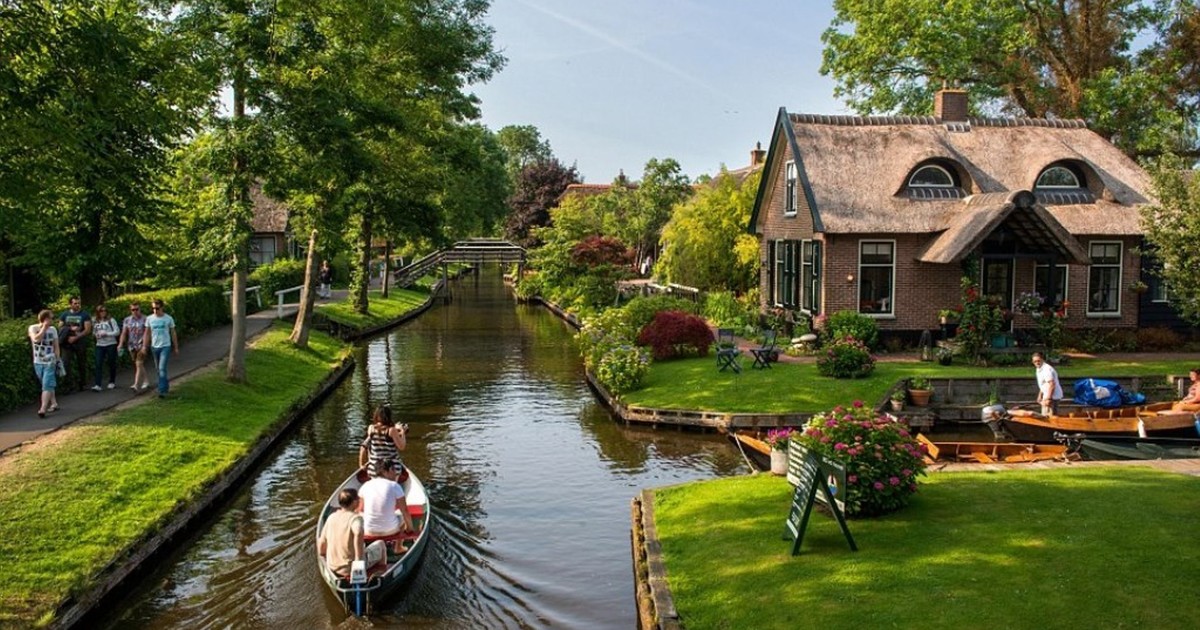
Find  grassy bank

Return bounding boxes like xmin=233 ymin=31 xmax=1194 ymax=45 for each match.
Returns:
xmin=317 ymin=288 xmax=430 ymax=329
xmin=623 ymin=356 xmax=1196 ymax=413
xmin=653 ymin=469 xmax=1200 ymax=629
xmin=0 ymin=323 xmax=346 ymax=627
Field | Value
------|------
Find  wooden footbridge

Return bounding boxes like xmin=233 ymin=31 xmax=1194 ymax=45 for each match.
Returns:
xmin=393 ymin=238 xmax=526 ymax=298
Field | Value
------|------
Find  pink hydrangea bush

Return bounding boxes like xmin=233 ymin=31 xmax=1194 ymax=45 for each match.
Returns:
xmin=797 ymin=401 xmax=927 ymax=517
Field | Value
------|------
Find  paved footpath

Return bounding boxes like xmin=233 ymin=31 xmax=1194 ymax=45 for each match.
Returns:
xmin=0 ymin=306 xmax=301 ymax=455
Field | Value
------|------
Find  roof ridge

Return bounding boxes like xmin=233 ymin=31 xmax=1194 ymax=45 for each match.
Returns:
xmin=787 ymin=113 xmax=1088 ymax=129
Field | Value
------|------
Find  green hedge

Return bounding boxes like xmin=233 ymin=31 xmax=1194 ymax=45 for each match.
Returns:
xmin=248 ymin=259 xmax=308 ymax=306
xmin=0 ymin=286 xmax=229 ymax=416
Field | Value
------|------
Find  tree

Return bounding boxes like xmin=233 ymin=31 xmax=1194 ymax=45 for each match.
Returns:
xmin=0 ymin=1 xmax=205 ymax=305
xmin=658 ymin=169 xmax=761 ymax=292
xmin=621 ymin=158 xmax=692 ymax=270
xmin=1141 ymin=156 xmax=1200 ymax=324
xmin=821 ymin=0 xmax=1196 ymax=156
xmin=504 ymin=159 xmax=581 ymax=248
xmin=496 ymin=124 xmax=553 ymax=185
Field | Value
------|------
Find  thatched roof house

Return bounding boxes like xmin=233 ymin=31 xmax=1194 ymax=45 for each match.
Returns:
xmin=750 ymin=89 xmax=1180 ymax=336
xmin=249 ymin=182 xmax=293 ymax=267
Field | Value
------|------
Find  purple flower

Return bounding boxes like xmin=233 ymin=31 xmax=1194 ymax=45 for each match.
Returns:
xmin=889 ymin=476 xmax=901 ymax=486
xmin=902 ymin=469 xmax=913 ymax=477
xmin=848 ymin=474 xmax=858 ymax=483
xmin=835 ymin=442 xmax=848 ymax=451
xmin=825 ymin=419 xmax=837 ymax=428
xmin=873 ymin=481 xmax=884 ymax=490
xmin=852 ymin=400 xmax=864 ymax=408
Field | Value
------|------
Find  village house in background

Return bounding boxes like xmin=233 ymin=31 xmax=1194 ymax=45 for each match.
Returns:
xmin=749 ymin=88 xmax=1189 ymax=338
xmin=249 ymin=182 xmax=297 ymax=268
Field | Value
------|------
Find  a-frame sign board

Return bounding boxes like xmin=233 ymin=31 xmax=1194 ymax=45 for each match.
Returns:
xmin=783 ymin=450 xmax=857 ymax=556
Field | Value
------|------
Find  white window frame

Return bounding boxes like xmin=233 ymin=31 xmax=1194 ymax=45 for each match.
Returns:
xmin=858 ymin=240 xmax=896 ymax=319
xmin=784 ymin=160 xmax=797 ymax=216
xmin=908 ymin=164 xmax=955 ymax=188
xmin=1034 ymin=263 xmax=1069 ymax=307
xmin=1151 ymin=279 xmax=1170 ymax=303
xmin=1086 ymin=240 xmax=1122 ymax=317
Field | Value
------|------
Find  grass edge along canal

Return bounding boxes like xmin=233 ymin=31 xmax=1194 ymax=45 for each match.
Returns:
xmin=0 ymin=323 xmax=347 ymax=628
xmin=651 ymin=469 xmax=1200 ymax=629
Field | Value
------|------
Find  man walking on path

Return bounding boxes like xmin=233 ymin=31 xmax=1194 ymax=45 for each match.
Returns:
xmin=144 ymin=299 xmax=179 ymax=398
xmin=58 ymin=296 xmax=92 ymax=392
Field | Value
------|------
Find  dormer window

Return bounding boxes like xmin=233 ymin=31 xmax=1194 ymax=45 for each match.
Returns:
xmin=1034 ymin=161 xmax=1094 ymax=204
xmin=1036 ymin=165 xmax=1082 ymax=189
xmin=784 ymin=161 xmax=797 ymax=215
xmin=908 ymin=165 xmax=954 ymax=188
xmin=905 ymin=161 xmax=965 ymax=199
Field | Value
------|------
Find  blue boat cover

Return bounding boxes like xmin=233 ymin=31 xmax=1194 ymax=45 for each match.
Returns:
xmin=1072 ymin=378 xmax=1131 ymax=408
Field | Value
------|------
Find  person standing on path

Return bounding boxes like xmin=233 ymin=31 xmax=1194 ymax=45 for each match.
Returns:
xmin=91 ymin=305 xmax=120 ymax=391
xmin=318 ymin=260 xmax=334 ymax=299
xmin=28 ymin=309 xmax=61 ymax=418
xmin=144 ymin=299 xmax=179 ymax=398
xmin=119 ymin=302 xmax=150 ymax=391
xmin=1031 ymin=351 xmax=1062 ymax=416
xmin=57 ymin=296 xmax=92 ymax=392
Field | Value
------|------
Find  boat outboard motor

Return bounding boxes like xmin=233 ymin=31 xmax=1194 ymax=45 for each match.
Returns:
xmin=982 ymin=403 xmax=1011 ymax=440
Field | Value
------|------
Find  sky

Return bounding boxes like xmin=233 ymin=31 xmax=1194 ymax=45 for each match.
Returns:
xmin=470 ymin=0 xmax=849 ymax=183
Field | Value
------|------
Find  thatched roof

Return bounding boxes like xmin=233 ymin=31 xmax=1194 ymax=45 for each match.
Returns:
xmin=769 ymin=111 xmax=1151 ymax=235
xmin=250 ymin=182 xmax=290 ymax=234
xmin=918 ymin=191 xmax=1091 ymax=265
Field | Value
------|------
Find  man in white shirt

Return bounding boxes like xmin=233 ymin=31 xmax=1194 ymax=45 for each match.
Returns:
xmin=358 ymin=458 xmax=414 ymax=552
xmin=1032 ymin=352 xmax=1063 ymax=416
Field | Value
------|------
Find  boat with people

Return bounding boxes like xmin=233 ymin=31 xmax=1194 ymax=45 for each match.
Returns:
xmin=315 ymin=466 xmax=432 ymax=616
xmin=1056 ymin=434 xmax=1200 ymax=461
xmin=990 ymin=402 xmax=1200 ymax=443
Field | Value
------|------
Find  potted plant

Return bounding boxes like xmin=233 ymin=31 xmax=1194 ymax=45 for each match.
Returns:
xmin=889 ymin=389 xmax=906 ymax=411
xmin=764 ymin=427 xmax=796 ymax=475
xmin=938 ymin=307 xmax=961 ymax=339
xmin=908 ymin=376 xmax=933 ymax=407
xmin=936 ymin=346 xmax=954 ymax=366
xmin=1129 ymin=280 xmax=1149 ymax=295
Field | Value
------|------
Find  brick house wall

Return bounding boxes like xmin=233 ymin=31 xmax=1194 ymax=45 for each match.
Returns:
xmin=756 ymin=141 xmax=817 ymax=303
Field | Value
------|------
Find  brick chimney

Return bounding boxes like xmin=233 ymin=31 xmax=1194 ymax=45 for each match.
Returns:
xmin=750 ymin=141 xmax=766 ymax=166
xmin=934 ymin=88 xmax=969 ymax=122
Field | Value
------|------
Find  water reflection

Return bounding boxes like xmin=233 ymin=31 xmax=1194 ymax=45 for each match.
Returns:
xmin=106 ymin=270 xmax=748 ymax=629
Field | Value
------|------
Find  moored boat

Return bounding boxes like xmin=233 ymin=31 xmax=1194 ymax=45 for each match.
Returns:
xmin=996 ymin=403 xmax=1199 ymax=443
xmin=916 ymin=433 xmax=1069 ymax=463
xmin=315 ymin=467 xmax=432 ymax=616
xmin=1060 ymin=435 xmax=1200 ymax=461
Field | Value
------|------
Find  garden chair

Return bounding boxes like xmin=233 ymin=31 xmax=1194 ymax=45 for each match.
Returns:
xmin=750 ymin=329 xmax=778 ymax=369
xmin=715 ymin=328 xmax=741 ymax=373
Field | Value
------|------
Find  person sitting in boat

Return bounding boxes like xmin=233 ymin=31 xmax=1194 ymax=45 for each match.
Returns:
xmin=317 ymin=488 xmax=386 ymax=579
xmin=1032 ymin=352 xmax=1063 ymax=416
xmin=359 ymin=458 xmax=415 ymax=553
xmin=359 ymin=406 xmax=407 ymax=477
xmin=1180 ymin=369 xmax=1200 ymax=405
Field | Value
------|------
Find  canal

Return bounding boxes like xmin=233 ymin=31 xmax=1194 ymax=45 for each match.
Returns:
xmin=105 ymin=270 xmax=749 ymax=629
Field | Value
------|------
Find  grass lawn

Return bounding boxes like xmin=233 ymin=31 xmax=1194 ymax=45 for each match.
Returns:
xmin=653 ymin=469 xmax=1200 ymax=629
xmin=0 ymin=324 xmax=346 ymax=628
xmin=622 ymin=356 xmax=1197 ymax=413
xmin=316 ymin=288 xmax=430 ymax=329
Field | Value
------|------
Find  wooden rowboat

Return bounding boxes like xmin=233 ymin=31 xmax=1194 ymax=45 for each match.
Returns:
xmin=1062 ymin=436 xmax=1200 ymax=461
xmin=999 ymin=402 xmax=1199 ymax=443
xmin=729 ymin=431 xmax=772 ymax=470
xmin=916 ymin=434 xmax=1069 ymax=464
xmin=315 ymin=467 xmax=432 ymax=616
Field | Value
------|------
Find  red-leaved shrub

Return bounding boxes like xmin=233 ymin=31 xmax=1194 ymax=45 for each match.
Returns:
xmin=571 ymin=235 xmax=632 ymax=268
xmin=636 ymin=310 xmax=713 ymax=360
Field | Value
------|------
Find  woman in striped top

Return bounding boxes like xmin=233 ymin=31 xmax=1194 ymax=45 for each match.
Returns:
xmin=359 ymin=406 xmax=407 ymax=477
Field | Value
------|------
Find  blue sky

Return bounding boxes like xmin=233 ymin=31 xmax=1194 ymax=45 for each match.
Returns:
xmin=471 ymin=0 xmax=849 ymax=183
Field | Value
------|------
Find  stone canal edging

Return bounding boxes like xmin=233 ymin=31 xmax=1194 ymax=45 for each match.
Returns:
xmin=52 ymin=354 xmax=356 ymax=630
xmin=631 ymin=489 xmax=681 ymax=630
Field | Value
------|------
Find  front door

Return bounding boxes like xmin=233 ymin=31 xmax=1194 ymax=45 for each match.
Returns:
xmin=981 ymin=259 xmax=1014 ymax=310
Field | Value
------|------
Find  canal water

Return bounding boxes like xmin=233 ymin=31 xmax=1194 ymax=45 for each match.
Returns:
xmin=105 ymin=270 xmax=749 ymax=629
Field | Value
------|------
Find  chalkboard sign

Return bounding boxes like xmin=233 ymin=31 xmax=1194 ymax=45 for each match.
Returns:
xmin=788 ymin=442 xmax=847 ymax=515
xmin=782 ymin=448 xmax=857 ymax=556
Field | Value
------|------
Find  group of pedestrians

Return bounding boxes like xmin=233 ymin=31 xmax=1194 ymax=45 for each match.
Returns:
xmin=26 ymin=296 xmax=180 ymax=417
xmin=317 ymin=405 xmax=414 ymax=579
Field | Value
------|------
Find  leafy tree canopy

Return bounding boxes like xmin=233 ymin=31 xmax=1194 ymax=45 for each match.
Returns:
xmin=504 ymin=159 xmax=581 ymax=248
xmin=1141 ymin=157 xmax=1200 ymax=324
xmin=821 ymin=0 xmax=1198 ymax=156
xmin=658 ymin=168 xmax=761 ymax=293
xmin=496 ymin=124 xmax=553 ymax=184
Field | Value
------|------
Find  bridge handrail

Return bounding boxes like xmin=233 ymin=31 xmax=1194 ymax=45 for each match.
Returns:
xmin=223 ymin=284 xmax=263 ymax=309
xmin=275 ymin=285 xmax=305 ymax=318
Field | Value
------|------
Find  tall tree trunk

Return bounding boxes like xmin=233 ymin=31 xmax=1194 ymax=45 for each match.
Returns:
xmin=290 ymin=229 xmax=319 ymax=348
xmin=381 ymin=240 xmax=391 ymax=298
xmin=226 ymin=57 xmax=249 ymax=384
xmin=353 ymin=215 xmax=372 ymax=314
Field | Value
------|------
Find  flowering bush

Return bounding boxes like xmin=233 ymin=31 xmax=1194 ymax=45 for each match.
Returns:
xmin=798 ymin=401 xmax=927 ymax=517
xmin=955 ymin=277 xmax=1006 ymax=365
xmin=1013 ymin=290 xmax=1069 ymax=352
xmin=820 ymin=310 xmax=880 ymax=349
xmin=595 ymin=343 xmax=651 ymax=394
xmin=636 ymin=310 xmax=713 ymax=360
xmin=816 ymin=335 xmax=875 ymax=378
xmin=765 ymin=427 xmax=796 ymax=450
xmin=1014 ymin=291 xmax=1044 ymax=315
xmin=576 ymin=308 xmax=650 ymax=394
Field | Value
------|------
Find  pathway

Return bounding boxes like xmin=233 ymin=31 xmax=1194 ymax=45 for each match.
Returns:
xmin=0 ymin=297 xmax=336 ymax=455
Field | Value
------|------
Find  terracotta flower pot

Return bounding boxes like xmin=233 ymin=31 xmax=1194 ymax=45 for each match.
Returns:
xmin=909 ymin=389 xmax=933 ymax=406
